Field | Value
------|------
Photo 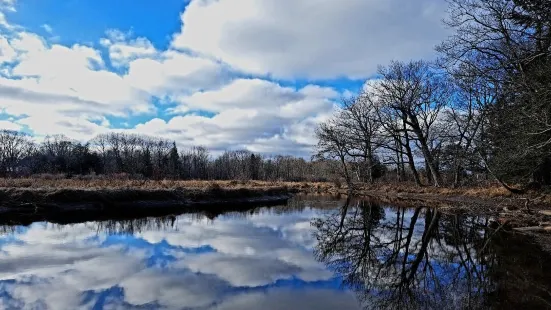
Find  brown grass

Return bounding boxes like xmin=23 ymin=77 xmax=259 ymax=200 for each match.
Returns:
xmin=0 ymin=178 xmax=336 ymax=192
xmin=0 ymin=179 xmax=341 ymax=207
xmin=353 ymin=182 xmax=514 ymax=198
xmin=0 ymin=178 xmax=547 ymax=206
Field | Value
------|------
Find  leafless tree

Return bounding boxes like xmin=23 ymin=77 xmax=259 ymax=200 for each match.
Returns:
xmin=0 ymin=130 xmax=34 ymax=176
xmin=373 ymin=60 xmax=451 ymax=187
xmin=315 ymin=117 xmax=353 ymax=185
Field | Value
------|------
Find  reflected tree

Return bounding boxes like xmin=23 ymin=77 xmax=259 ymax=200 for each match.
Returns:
xmin=312 ymin=200 xmax=551 ymax=309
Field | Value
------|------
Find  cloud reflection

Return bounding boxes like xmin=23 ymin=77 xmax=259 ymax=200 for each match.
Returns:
xmin=0 ymin=204 xmax=360 ymax=310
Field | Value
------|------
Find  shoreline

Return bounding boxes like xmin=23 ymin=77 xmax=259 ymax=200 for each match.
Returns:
xmin=0 ymin=184 xmax=296 ymax=225
xmin=1 ymin=179 xmax=550 ymax=229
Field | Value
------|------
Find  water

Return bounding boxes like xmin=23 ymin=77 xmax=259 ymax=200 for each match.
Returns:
xmin=0 ymin=195 xmax=550 ymax=310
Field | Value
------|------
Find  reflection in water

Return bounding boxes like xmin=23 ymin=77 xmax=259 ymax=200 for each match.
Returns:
xmin=0 ymin=196 xmax=360 ymax=310
xmin=0 ymin=195 xmax=550 ymax=309
xmin=312 ymin=198 xmax=551 ymax=310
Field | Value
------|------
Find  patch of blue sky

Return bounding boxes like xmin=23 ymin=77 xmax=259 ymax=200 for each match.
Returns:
xmin=277 ymin=77 xmax=367 ymax=97
xmin=104 ymin=107 xmax=216 ymax=130
xmin=7 ymin=0 xmax=187 ymax=51
xmin=0 ymin=111 xmax=25 ymax=122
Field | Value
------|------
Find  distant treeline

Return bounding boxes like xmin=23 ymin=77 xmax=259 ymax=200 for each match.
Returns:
xmin=0 ymin=131 xmax=344 ymax=182
xmin=316 ymin=0 xmax=551 ymax=190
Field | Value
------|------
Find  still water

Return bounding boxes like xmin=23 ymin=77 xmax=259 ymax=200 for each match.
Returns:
xmin=0 ymin=195 xmax=550 ymax=310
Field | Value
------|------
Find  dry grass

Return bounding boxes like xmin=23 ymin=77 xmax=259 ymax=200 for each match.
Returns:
xmin=0 ymin=178 xmax=336 ymax=192
xmin=0 ymin=177 xmax=547 ymax=206
xmin=0 ymin=179 xmax=341 ymax=207
xmin=354 ymin=182 xmax=513 ymax=198
xmin=346 ymin=182 xmax=551 ymax=209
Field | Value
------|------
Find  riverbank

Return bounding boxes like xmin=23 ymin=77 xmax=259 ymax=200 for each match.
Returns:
xmin=1 ymin=178 xmax=551 ymax=229
xmin=2 ymin=178 xmax=550 ymax=210
xmin=0 ymin=180 xmax=301 ymax=225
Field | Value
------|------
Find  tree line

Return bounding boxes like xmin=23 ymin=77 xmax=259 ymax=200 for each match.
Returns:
xmin=316 ymin=0 xmax=551 ymax=189
xmin=0 ymin=130 xmax=342 ymax=182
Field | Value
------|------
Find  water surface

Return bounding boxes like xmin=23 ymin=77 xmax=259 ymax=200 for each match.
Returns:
xmin=0 ymin=195 xmax=550 ymax=309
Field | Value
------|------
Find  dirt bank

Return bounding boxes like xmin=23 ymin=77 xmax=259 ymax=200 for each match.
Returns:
xmin=0 ymin=184 xmax=296 ymax=225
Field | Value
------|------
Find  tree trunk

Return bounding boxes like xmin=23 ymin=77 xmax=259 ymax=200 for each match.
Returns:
xmin=394 ymin=139 xmax=403 ymax=182
xmin=410 ymin=121 xmax=442 ymax=187
xmin=453 ymin=164 xmax=462 ymax=188
xmin=425 ymin=161 xmax=433 ymax=185
xmin=339 ymin=154 xmax=351 ymax=186
xmin=403 ymin=131 xmax=422 ymax=186
xmin=366 ymin=147 xmax=374 ymax=184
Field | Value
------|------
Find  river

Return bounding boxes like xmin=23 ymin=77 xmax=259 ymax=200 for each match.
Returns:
xmin=0 ymin=194 xmax=550 ymax=309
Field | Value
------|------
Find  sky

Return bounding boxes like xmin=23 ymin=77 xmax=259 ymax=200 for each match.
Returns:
xmin=0 ymin=0 xmax=449 ymax=157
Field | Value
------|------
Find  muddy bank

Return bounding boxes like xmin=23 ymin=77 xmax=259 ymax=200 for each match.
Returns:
xmin=0 ymin=186 xmax=296 ymax=225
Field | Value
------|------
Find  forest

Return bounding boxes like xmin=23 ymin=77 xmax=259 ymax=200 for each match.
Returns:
xmin=0 ymin=0 xmax=550 ymax=192
xmin=315 ymin=0 xmax=551 ymax=190
xmin=0 ymin=131 xmax=341 ymax=182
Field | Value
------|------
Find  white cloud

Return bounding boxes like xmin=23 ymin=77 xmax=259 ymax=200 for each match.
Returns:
xmin=0 ymin=119 xmax=20 ymax=131
xmin=0 ymin=0 xmax=437 ymax=155
xmin=0 ymin=12 xmax=6 ymax=27
xmin=41 ymin=24 xmax=52 ymax=34
xmin=125 ymin=49 xmax=230 ymax=97
xmin=0 ymin=26 xmax=236 ymax=141
xmin=175 ymin=78 xmax=306 ymax=113
xmin=172 ymin=0 xmax=449 ymax=79
xmin=0 ymin=30 xmax=154 ymax=139
xmin=0 ymin=35 xmax=15 ymax=63
xmin=9 ymin=32 xmax=45 ymax=55
xmin=0 ymin=0 xmax=16 ymax=12
xmin=132 ymin=79 xmax=336 ymax=155
xmin=100 ymin=29 xmax=157 ymax=67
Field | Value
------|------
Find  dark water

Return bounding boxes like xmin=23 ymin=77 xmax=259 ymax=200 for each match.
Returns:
xmin=0 ymin=195 xmax=550 ymax=310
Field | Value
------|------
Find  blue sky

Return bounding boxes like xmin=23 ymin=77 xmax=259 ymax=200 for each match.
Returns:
xmin=0 ymin=0 xmax=448 ymax=156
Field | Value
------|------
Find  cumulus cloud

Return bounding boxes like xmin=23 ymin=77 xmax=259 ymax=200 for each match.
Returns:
xmin=0 ymin=119 xmax=20 ymax=131
xmin=0 ymin=30 xmax=154 ymax=139
xmin=172 ymin=0 xmax=448 ymax=79
xmin=0 ymin=35 xmax=16 ymax=63
xmin=100 ymin=29 xmax=158 ymax=67
xmin=9 ymin=40 xmax=140 ymax=111
xmin=130 ymin=78 xmax=336 ymax=155
xmin=0 ymin=20 xmax=242 ymax=143
xmin=0 ymin=0 xmax=446 ymax=156
xmin=125 ymin=50 xmax=231 ymax=97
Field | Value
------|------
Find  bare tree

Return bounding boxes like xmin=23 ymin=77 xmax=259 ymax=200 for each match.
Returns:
xmin=340 ymin=94 xmax=384 ymax=183
xmin=0 ymin=130 xmax=34 ymax=176
xmin=315 ymin=117 xmax=352 ymax=185
xmin=374 ymin=60 xmax=450 ymax=187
